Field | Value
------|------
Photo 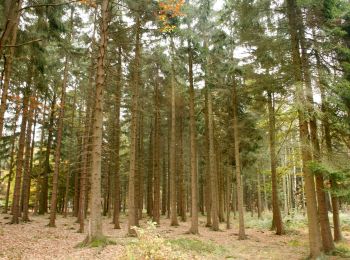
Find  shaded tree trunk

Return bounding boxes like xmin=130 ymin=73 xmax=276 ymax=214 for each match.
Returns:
xmin=232 ymin=81 xmax=245 ymax=239
xmin=267 ymin=91 xmax=284 ymax=235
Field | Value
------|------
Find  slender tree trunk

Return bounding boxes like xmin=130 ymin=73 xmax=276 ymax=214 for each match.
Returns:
xmin=208 ymin=91 xmax=219 ymax=231
xmin=152 ymin=68 xmax=161 ymax=225
xmin=11 ymin=86 xmax=30 ymax=224
xmin=257 ymin=170 xmax=262 ymax=219
xmin=316 ymin=50 xmax=343 ymax=242
xmin=204 ymin=87 xmax=212 ymax=227
xmin=128 ymin=15 xmax=141 ymax=236
xmin=21 ymin=91 xmax=36 ymax=222
xmin=267 ymin=92 xmax=284 ymax=235
xmin=0 ymin=3 xmax=21 ymax=140
xmin=169 ymin=37 xmax=179 ymax=227
xmin=49 ymin=55 xmax=69 ymax=227
xmin=113 ymin=46 xmax=122 ymax=229
xmin=84 ymin=0 xmax=110 ymax=243
xmin=188 ymin=39 xmax=198 ymax=233
xmin=232 ymin=81 xmax=245 ymax=239
xmin=39 ymin=95 xmax=56 ymax=215
xmin=3 ymin=101 xmax=20 ymax=213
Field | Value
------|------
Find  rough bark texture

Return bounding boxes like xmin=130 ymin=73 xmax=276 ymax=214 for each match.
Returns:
xmin=84 ymin=0 xmax=109 ymax=243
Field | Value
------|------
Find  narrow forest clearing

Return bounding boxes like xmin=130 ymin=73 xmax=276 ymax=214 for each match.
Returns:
xmin=0 ymin=213 xmax=349 ymax=259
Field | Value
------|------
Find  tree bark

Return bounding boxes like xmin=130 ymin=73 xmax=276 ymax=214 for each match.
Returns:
xmin=128 ymin=15 xmax=141 ymax=236
xmin=11 ymin=85 xmax=30 ymax=224
xmin=169 ymin=37 xmax=179 ymax=227
xmin=49 ymin=55 xmax=69 ymax=227
xmin=286 ymin=0 xmax=323 ymax=257
xmin=84 ymin=0 xmax=109 ymax=243
xmin=267 ymin=91 xmax=284 ymax=235
xmin=232 ymin=81 xmax=245 ymax=239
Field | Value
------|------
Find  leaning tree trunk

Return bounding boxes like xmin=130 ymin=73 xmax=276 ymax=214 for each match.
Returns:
xmin=267 ymin=91 xmax=284 ymax=235
xmin=232 ymin=81 xmax=245 ymax=240
xmin=84 ymin=0 xmax=110 ymax=243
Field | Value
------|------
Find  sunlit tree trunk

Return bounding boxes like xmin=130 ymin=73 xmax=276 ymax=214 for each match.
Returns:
xmin=84 ymin=0 xmax=110 ymax=243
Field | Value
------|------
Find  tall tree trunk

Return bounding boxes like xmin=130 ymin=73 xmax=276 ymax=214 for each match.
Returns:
xmin=0 ymin=0 xmax=21 ymax=56
xmin=152 ymin=68 xmax=161 ymax=225
xmin=316 ymin=51 xmax=343 ymax=242
xmin=208 ymin=91 xmax=219 ymax=231
xmin=49 ymin=55 xmax=69 ymax=227
xmin=204 ymin=86 xmax=212 ymax=227
xmin=3 ymin=101 xmax=20 ymax=213
xmin=84 ymin=0 xmax=109 ymax=243
xmin=128 ymin=15 xmax=141 ymax=236
xmin=169 ymin=37 xmax=179 ymax=227
xmin=0 ymin=3 xmax=21 ymax=140
xmin=267 ymin=92 xmax=284 ymax=235
xmin=39 ymin=95 xmax=56 ymax=215
xmin=286 ymin=0 xmax=323 ymax=257
xmin=11 ymin=85 xmax=30 ymax=224
xmin=188 ymin=39 xmax=198 ymax=233
xmin=232 ymin=81 xmax=245 ymax=239
xmin=300 ymin=25 xmax=334 ymax=252
xmin=113 ymin=46 xmax=122 ymax=229
xmin=21 ymin=91 xmax=36 ymax=222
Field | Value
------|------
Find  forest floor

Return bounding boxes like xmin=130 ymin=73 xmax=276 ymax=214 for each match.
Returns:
xmin=0 ymin=212 xmax=350 ymax=260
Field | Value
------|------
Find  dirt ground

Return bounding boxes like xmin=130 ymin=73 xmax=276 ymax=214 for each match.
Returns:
xmin=0 ymin=212 xmax=349 ymax=260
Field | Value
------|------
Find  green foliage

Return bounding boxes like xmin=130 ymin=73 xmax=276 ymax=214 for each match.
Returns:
xmin=332 ymin=242 xmax=350 ymax=258
xmin=167 ymin=238 xmax=227 ymax=255
xmin=123 ymin=222 xmax=189 ymax=260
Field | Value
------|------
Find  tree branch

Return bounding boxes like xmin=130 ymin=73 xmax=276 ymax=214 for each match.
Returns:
xmin=5 ymin=39 xmax=42 ymax=48
xmin=19 ymin=0 xmax=80 ymax=11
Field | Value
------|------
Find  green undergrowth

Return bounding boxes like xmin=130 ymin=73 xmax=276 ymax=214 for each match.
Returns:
xmin=331 ymin=242 xmax=350 ymax=258
xmin=75 ymin=236 xmax=116 ymax=248
xmin=166 ymin=237 xmax=227 ymax=256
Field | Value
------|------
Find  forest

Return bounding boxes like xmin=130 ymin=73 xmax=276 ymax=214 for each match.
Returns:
xmin=0 ymin=0 xmax=350 ymax=259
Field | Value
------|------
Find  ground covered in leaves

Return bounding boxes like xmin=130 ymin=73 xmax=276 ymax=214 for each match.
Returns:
xmin=0 ymin=212 xmax=350 ymax=259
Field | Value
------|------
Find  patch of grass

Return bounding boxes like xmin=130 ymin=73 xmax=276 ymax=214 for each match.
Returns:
xmin=332 ymin=242 xmax=350 ymax=258
xmin=76 ymin=236 xmax=116 ymax=248
xmin=288 ymin=239 xmax=301 ymax=247
xmin=167 ymin=238 xmax=227 ymax=255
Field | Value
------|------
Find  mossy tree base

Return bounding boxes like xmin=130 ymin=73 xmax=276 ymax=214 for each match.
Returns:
xmin=76 ymin=235 xmax=116 ymax=248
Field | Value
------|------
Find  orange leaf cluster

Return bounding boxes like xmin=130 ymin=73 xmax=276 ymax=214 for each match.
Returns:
xmin=157 ymin=0 xmax=185 ymax=33
xmin=79 ymin=0 xmax=97 ymax=8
